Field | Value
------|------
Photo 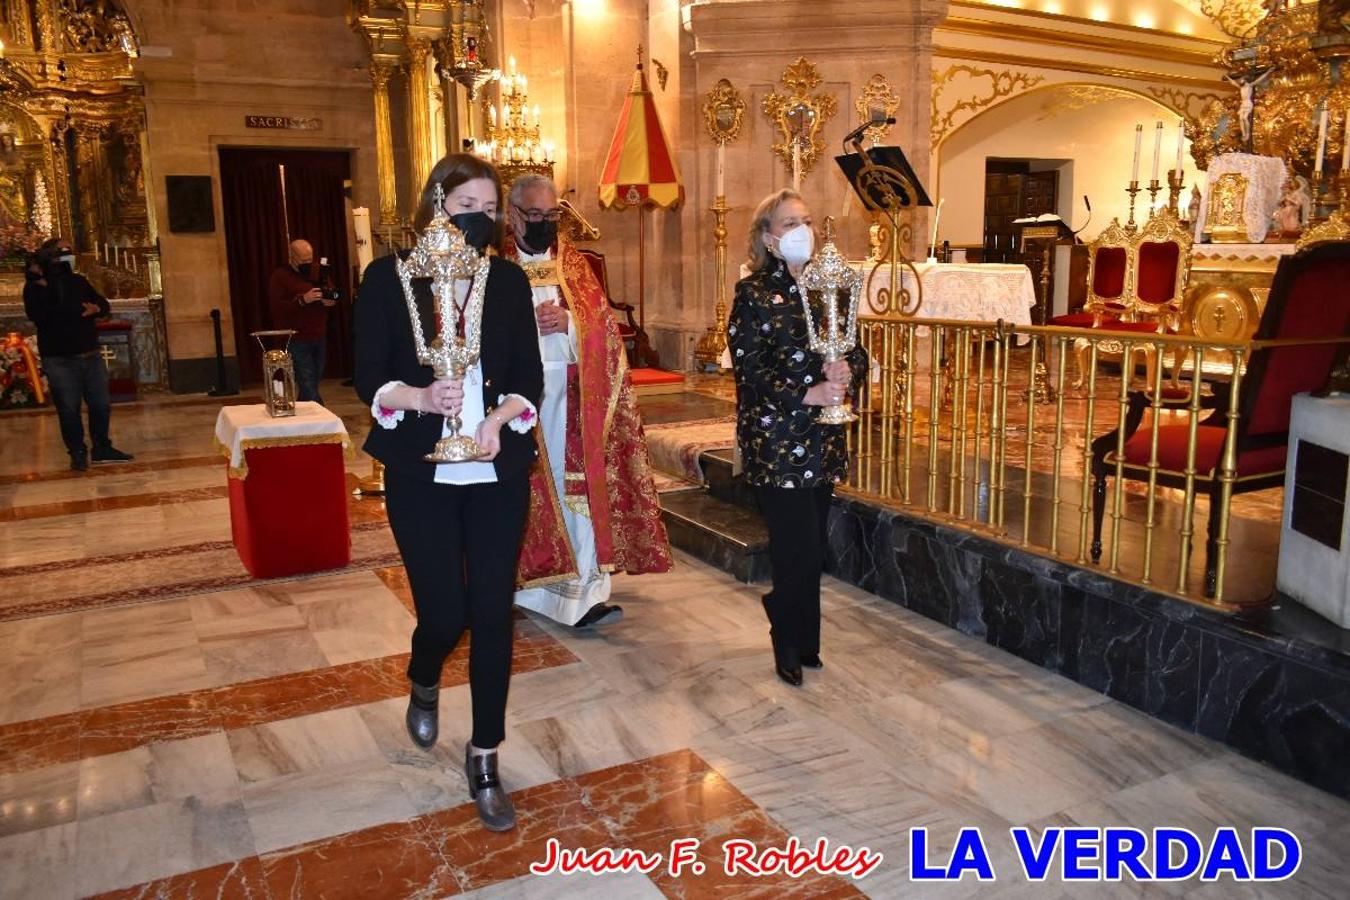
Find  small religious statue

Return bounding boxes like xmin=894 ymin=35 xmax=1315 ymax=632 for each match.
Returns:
xmin=1187 ymin=184 xmax=1202 ymax=225
xmin=0 ymin=126 xmax=30 ymax=231
xmin=1224 ymin=69 xmax=1273 ymax=146
xmin=1272 ymin=175 xmax=1313 ymax=236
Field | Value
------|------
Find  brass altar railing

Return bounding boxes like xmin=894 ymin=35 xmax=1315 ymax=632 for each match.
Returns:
xmin=845 ymin=319 xmax=1350 ymax=611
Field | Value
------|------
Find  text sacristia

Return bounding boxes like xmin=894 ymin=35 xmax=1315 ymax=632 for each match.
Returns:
xmin=531 ymin=828 xmax=1302 ymax=882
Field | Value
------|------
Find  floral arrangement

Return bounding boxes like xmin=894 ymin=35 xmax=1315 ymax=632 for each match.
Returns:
xmin=0 ymin=333 xmax=47 ymax=409
xmin=0 ymin=223 xmax=43 ymax=261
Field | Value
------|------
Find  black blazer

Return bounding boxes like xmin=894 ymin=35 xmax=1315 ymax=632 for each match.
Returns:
xmin=354 ymin=253 xmax=544 ymax=482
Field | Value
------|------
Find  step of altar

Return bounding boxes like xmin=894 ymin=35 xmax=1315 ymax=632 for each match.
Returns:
xmin=659 ymin=487 xmax=770 ymax=585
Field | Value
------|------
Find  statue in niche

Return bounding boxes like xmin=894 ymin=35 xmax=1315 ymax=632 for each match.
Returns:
xmin=1272 ymin=174 xmax=1313 ymax=235
xmin=0 ymin=127 xmax=31 ymax=230
xmin=1187 ymin=184 xmax=1202 ymax=225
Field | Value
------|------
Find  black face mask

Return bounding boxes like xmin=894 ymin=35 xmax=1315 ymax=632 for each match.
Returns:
xmin=450 ymin=211 xmax=496 ymax=253
xmin=522 ymin=219 xmax=558 ymax=252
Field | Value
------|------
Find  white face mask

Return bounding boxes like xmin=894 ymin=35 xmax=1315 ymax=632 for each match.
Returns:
xmin=773 ymin=223 xmax=813 ymax=266
xmin=58 ymin=254 xmax=76 ymax=268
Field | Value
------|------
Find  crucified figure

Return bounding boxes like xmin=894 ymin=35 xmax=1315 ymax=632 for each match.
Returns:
xmin=1225 ymin=69 xmax=1273 ymax=145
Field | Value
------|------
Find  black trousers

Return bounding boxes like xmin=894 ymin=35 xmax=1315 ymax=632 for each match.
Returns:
xmin=43 ymin=353 xmax=112 ymax=457
xmin=384 ymin=468 xmax=530 ymax=749
xmin=755 ymin=482 xmax=834 ymax=656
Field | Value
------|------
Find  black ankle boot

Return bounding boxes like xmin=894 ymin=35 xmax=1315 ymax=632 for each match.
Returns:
xmin=405 ymin=681 xmax=439 ymax=749
xmin=762 ymin=595 xmax=802 ymax=685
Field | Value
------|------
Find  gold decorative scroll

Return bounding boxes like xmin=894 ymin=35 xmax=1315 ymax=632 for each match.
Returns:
xmin=761 ymin=57 xmax=837 ymax=180
xmin=856 ymin=74 xmax=899 ymax=146
xmin=703 ymin=78 xmax=745 ymax=145
xmin=1200 ymin=0 xmax=1269 ymax=40
xmin=930 ymin=64 xmax=1043 ymax=147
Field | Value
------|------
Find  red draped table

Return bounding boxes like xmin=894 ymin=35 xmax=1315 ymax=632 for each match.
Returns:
xmin=214 ymin=402 xmax=352 ymax=578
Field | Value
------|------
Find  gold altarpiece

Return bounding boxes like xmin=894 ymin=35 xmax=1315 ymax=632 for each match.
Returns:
xmin=1 ymin=1 xmax=168 ymax=389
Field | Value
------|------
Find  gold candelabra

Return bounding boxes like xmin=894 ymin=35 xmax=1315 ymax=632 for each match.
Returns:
xmin=478 ymin=57 xmax=554 ymax=181
xmin=1125 ymin=180 xmax=1142 ymax=232
xmin=693 ymin=197 xmax=732 ymax=371
xmin=1167 ymin=168 xmax=1185 ymax=215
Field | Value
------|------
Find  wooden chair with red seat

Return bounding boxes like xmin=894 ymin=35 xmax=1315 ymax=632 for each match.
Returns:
xmin=1048 ymin=218 xmax=1133 ymax=386
xmin=573 ymin=246 xmax=660 ymax=369
xmin=1118 ymin=207 xmax=1193 ymax=396
xmin=1089 ymin=240 xmax=1350 ymax=599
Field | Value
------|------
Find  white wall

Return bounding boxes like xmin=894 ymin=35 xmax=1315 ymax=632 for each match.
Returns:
xmin=936 ymin=88 xmax=1199 ymax=247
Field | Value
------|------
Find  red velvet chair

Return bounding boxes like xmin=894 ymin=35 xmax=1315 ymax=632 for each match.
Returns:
xmin=1050 ymin=217 xmax=1132 ymax=330
xmin=1089 ymin=240 xmax=1350 ymax=598
xmin=574 ymin=247 xmax=659 ymax=368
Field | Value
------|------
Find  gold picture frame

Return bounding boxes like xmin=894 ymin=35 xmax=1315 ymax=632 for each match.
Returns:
xmin=703 ymin=78 xmax=745 ymax=145
xmin=761 ymin=57 xmax=837 ymax=180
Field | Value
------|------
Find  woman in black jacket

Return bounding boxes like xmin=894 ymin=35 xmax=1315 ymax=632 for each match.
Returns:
xmin=354 ymin=154 xmax=543 ymax=832
xmin=729 ymin=189 xmax=867 ymax=688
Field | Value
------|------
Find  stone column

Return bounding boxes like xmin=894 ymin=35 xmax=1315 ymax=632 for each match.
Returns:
xmin=369 ymin=56 xmax=400 ymax=227
xmin=406 ymin=35 xmax=435 ymax=195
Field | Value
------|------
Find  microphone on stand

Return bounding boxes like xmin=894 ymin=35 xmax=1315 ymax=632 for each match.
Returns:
xmin=1072 ymin=195 xmax=1093 ymax=236
xmin=843 ymin=107 xmax=896 ymax=152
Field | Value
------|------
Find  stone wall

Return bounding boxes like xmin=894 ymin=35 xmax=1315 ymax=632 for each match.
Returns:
xmin=124 ymin=0 xmax=378 ymax=391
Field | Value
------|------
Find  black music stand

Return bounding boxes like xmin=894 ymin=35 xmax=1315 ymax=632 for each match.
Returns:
xmin=835 ymin=147 xmax=934 ymax=212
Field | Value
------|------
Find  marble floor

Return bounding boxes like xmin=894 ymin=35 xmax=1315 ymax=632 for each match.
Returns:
xmin=1 ymin=383 xmax=1347 ymax=899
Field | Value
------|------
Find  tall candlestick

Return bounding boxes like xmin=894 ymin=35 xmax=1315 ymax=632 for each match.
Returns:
xmin=716 ymin=141 xmax=725 ymax=198
xmin=1131 ymin=123 xmax=1142 ymax=184
xmin=1316 ymin=103 xmax=1328 ymax=175
xmin=1151 ymin=121 xmax=1163 ymax=183
xmin=791 ymin=140 xmax=801 ymax=192
xmin=930 ymin=198 xmax=945 ymax=260
xmin=1342 ymin=109 xmax=1349 ymax=171
xmin=509 ymin=56 xmax=516 ymax=76
xmin=1175 ymin=120 xmax=1184 ymax=172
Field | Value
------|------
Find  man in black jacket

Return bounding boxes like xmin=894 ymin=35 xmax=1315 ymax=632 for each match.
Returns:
xmin=23 ymin=238 xmax=133 ymax=471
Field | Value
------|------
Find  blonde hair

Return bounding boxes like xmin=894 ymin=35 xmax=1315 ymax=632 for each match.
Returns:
xmin=746 ymin=189 xmax=804 ymax=271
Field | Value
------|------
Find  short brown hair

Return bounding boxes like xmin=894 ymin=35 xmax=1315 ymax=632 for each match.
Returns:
xmin=413 ymin=153 xmax=504 ymax=236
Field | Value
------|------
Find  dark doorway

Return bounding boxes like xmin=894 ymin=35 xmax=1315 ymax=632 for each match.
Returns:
xmin=982 ymin=160 xmax=1059 ymax=264
xmin=218 ymin=148 xmax=353 ymax=386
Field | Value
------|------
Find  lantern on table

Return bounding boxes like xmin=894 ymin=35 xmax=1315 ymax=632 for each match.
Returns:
xmin=252 ymin=329 xmax=297 ymax=417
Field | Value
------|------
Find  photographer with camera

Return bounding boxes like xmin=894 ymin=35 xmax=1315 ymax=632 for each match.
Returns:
xmin=22 ymin=237 xmax=134 ymax=471
xmin=268 ymin=238 xmax=338 ymax=404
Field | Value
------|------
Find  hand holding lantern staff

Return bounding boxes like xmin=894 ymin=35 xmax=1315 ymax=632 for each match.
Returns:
xmin=798 ymin=217 xmax=862 ymax=425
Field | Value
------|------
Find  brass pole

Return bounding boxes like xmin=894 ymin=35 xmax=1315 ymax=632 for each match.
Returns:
xmin=995 ymin=323 xmax=1012 ymax=531
xmin=1075 ymin=342 xmax=1100 ymax=564
xmin=973 ymin=332 xmax=989 ymax=522
xmin=902 ymin=326 xmax=917 ymax=505
xmin=1177 ymin=346 xmax=1205 ymax=593
xmin=1140 ymin=343 xmax=1166 ymax=584
xmin=953 ymin=327 xmax=971 ymax=519
xmin=1212 ymin=347 xmax=1247 ymax=602
xmin=988 ymin=328 xmax=1004 ymax=528
xmin=878 ymin=323 xmax=894 ymax=498
xmin=693 ymin=197 xmax=732 ymax=370
xmin=927 ymin=326 xmax=944 ymax=512
xmin=1021 ymin=333 xmax=1039 ymax=546
xmin=1049 ymin=335 xmax=1068 ymax=556
xmin=1108 ymin=340 xmax=1135 ymax=574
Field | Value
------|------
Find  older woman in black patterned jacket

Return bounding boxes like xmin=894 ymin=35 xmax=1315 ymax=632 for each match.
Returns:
xmin=729 ymin=189 xmax=868 ymax=688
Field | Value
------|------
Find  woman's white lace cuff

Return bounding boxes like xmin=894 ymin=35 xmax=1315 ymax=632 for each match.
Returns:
xmin=372 ymin=380 xmax=408 ymax=429
xmin=498 ymin=394 xmax=538 ymax=433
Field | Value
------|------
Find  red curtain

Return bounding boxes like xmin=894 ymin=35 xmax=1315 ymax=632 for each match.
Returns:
xmin=218 ymin=148 xmax=353 ymax=384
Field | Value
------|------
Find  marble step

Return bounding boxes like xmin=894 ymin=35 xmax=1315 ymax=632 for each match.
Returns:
xmin=699 ymin=449 xmax=757 ymax=510
xmin=660 ymin=489 xmax=770 ymax=584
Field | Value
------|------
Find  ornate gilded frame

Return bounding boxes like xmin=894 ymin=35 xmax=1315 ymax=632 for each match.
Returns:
xmin=1131 ymin=207 xmax=1193 ymax=323
xmin=703 ymin=78 xmax=745 ymax=145
xmin=1084 ymin=217 xmax=1136 ymax=321
xmin=761 ymin=57 xmax=837 ymax=180
xmin=855 ymin=74 xmax=899 ymax=146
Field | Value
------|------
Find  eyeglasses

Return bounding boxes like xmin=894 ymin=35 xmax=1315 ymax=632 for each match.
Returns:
xmin=513 ymin=205 xmax=562 ymax=223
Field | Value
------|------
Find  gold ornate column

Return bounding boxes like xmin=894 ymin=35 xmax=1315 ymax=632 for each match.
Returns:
xmin=405 ymin=34 xmax=435 ymax=194
xmin=435 ymin=40 xmax=463 ymax=154
xmin=369 ymin=56 xmax=400 ymax=227
xmin=73 ymin=121 xmax=112 ymax=252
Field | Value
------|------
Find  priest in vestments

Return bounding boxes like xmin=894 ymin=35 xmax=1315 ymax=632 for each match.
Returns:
xmin=504 ymin=174 xmax=672 ymax=627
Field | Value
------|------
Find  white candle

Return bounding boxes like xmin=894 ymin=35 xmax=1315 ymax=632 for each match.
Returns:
xmin=1316 ymin=104 xmax=1328 ymax=174
xmin=1131 ymin=123 xmax=1142 ymax=183
xmin=533 ymin=105 xmax=540 ymax=126
xmin=792 ymin=141 xmax=801 ymax=192
xmin=1342 ymin=109 xmax=1349 ymax=170
xmin=509 ymin=56 xmax=516 ymax=76
xmin=1151 ymin=121 xmax=1162 ymax=183
xmin=131 ymin=255 xmax=137 ymax=274
xmin=489 ymin=106 xmax=496 ymax=128
xmin=931 ymin=198 xmax=945 ymax=259
xmin=716 ymin=141 xmax=725 ymax=198
xmin=1175 ymin=120 xmax=1185 ymax=172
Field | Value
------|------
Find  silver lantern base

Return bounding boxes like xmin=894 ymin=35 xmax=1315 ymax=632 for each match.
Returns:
xmin=818 ymin=403 xmax=857 ymax=425
xmin=424 ymin=432 xmax=487 ymax=463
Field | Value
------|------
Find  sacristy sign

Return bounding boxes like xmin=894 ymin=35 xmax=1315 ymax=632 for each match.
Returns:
xmin=245 ymin=115 xmax=322 ymax=131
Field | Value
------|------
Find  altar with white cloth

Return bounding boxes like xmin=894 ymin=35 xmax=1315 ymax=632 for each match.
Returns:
xmin=851 ymin=260 xmax=1036 ymax=326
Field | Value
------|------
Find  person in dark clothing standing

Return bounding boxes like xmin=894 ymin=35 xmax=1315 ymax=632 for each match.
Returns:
xmin=729 ymin=190 xmax=867 ymax=687
xmin=268 ymin=239 xmax=335 ymax=403
xmin=23 ymin=238 xmax=133 ymax=471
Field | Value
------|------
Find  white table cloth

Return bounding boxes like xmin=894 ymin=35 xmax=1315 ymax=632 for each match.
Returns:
xmin=1193 ymin=153 xmax=1287 ymax=245
xmin=853 ymin=261 xmax=1037 ymax=326
xmin=214 ymin=402 xmax=351 ymax=475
